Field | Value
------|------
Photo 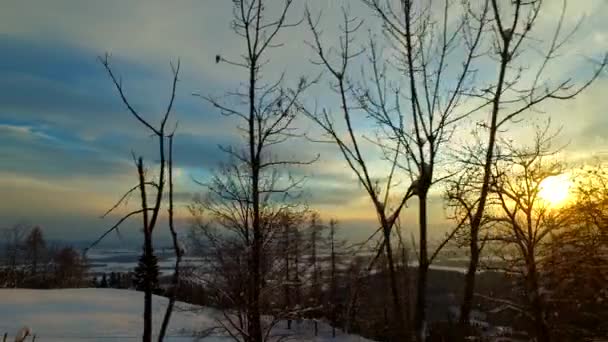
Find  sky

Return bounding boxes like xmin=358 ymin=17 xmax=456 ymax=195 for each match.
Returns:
xmin=0 ymin=0 xmax=606 ymax=246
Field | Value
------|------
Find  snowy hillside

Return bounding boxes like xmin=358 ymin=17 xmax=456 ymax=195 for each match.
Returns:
xmin=0 ymin=288 xmax=372 ymax=341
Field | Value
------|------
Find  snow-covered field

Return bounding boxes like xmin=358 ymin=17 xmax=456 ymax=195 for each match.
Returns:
xmin=0 ymin=288 xmax=372 ymax=341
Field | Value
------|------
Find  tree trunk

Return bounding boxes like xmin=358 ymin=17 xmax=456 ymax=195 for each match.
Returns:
xmin=459 ymin=233 xmax=479 ymax=336
xmin=414 ymin=193 xmax=429 ymax=342
xmin=137 ymin=157 xmax=153 ymax=342
xmin=312 ymin=227 xmax=320 ymax=306
xmin=382 ymin=224 xmax=406 ymax=341
xmin=32 ymin=247 xmax=38 ymax=276
xmin=459 ymin=29 xmax=509 ymax=330
xmin=247 ymin=54 xmax=263 ymax=342
xmin=330 ymin=224 xmax=337 ymax=337
xmin=143 ymin=233 xmax=153 ymax=342
xmin=531 ymin=287 xmax=551 ymax=342
xmin=295 ymin=232 xmax=301 ymax=308
xmin=158 ymin=136 xmax=180 ymax=342
xmin=284 ymin=221 xmax=292 ymax=330
xmin=247 ymin=262 xmax=262 ymax=342
xmin=248 ymin=168 xmax=263 ymax=342
xmin=527 ymin=260 xmax=551 ymax=342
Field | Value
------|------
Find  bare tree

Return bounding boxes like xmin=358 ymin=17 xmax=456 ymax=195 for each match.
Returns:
xmin=306 ymin=212 xmax=326 ymax=316
xmin=192 ymin=2 xmax=315 ymax=340
xmin=59 ymin=247 xmax=87 ymax=287
xmin=188 ymin=213 xmax=251 ymax=335
xmin=486 ymin=127 xmax=566 ymax=342
xmin=542 ymin=163 xmax=608 ymax=339
xmin=189 ymin=179 xmax=311 ymax=341
xmin=303 ymin=9 xmax=410 ymax=339
xmin=158 ymin=133 xmax=183 ymax=342
xmin=2 ymin=224 xmax=27 ymax=287
xmin=279 ymin=210 xmax=295 ymax=330
xmin=24 ymin=226 xmax=46 ymax=276
xmin=326 ymin=219 xmax=351 ymax=338
xmin=88 ymin=55 xmax=180 ymax=342
xmin=275 ymin=207 xmax=310 ymax=330
xmin=52 ymin=246 xmax=87 ymax=288
xmin=304 ymin=1 xmax=489 ymax=339
xmin=433 ymin=0 xmax=608 ymax=333
xmin=355 ymin=2 xmax=491 ymax=338
xmin=328 ymin=219 xmax=339 ymax=338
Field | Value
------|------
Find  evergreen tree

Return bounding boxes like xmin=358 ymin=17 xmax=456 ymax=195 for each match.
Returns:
xmin=132 ymin=248 xmax=160 ymax=293
xmin=100 ymin=273 xmax=108 ymax=288
xmin=109 ymin=272 xmax=117 ymax=288
xmin=116 ymin=273 xmax=124 ymax=289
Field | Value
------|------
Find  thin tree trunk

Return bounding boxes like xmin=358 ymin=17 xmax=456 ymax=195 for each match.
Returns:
xmin=249 ymin=210 xmax=263 ymax=342
xmin=248 ymin=53 xmax=263 ymax=342
xmin=32 ymin=248 xmax=38 ymax=276
xmin=143 ymin=234 xmax=153 ymax=342
xmin=311 ymin=226 xmax=318 ymax=304
xmin=330 ymin=224 xmax=337 ymax=338
xmin=137 ymin=158 xmax=152 ymax=342
xmin=459 ymin=234 xmax=479 ymax=336
xmin=158 ymin=136 xmax=180 ymax=342
xmin=382 ymin=224 xmax=405 ymax=341
xmin=295 ymin=231 xmax=301 ymax=309
xmin=527 ymin=260 xmax=551 ymax=342
xmin=459 ymin=22 xmax=510 ymax=329
xmin=97 ymin=57 xmax=178 ymax=342
xmin=399 ymin=237 xmax=412 ymax=335
xmin=284 ymin=220 xmax=292 ymax=330
xmin=415 ymin=192 xmax=429 ymax=342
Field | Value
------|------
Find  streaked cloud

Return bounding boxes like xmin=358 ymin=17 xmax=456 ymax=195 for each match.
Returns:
xmin=0 ymin=0 xmax=606 ymax=243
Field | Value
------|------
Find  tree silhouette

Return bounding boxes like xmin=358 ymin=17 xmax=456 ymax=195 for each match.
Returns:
xmin=133 ymin=248 xmax=160 ymax=294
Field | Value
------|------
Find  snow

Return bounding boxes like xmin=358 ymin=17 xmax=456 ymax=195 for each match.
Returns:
xmin=0 ymin=288 xmax=372 ymax=342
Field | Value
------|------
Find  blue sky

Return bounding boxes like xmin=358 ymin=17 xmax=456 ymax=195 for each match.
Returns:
xmin=0 ymin=0 xmax=606 ymax=245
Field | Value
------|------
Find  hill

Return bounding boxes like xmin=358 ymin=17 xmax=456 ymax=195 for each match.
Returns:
xmin=0 ymin=288 xmax=372 ymax=341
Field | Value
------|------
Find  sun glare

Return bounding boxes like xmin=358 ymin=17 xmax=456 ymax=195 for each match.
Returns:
xmin=538 ymin=174 xmax=572 ymax=206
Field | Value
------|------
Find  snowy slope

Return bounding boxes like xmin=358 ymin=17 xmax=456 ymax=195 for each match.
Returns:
xmin=0 ymin=288 xmax=371 ymax=341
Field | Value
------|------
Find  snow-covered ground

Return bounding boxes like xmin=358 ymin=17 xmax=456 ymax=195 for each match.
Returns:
xmin=0 ymin=288 xmax=372 ymax=341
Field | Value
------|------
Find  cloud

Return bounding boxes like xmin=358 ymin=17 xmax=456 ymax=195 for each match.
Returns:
xmin=517 ymin=76 xmax=608 ymax=156
xmin=0 ymin=172 xmax=114 ymax=235
xmin=0 ymin=122 xmax=131 ymax=179
xmin=0 ymin=0 xmax=367 ymax=86
xmin=0 ymin=0 xmax=606 ymax=242
xmin=306 ymin=178 xmax=365 ymax=206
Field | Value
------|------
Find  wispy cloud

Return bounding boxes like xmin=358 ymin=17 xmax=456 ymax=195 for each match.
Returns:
xmin=0 ymin=0 xmax=606 ymax=241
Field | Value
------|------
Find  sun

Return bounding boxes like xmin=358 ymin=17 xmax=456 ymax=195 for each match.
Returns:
xmin=538 ymin=174 xmax=572 ymax=206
